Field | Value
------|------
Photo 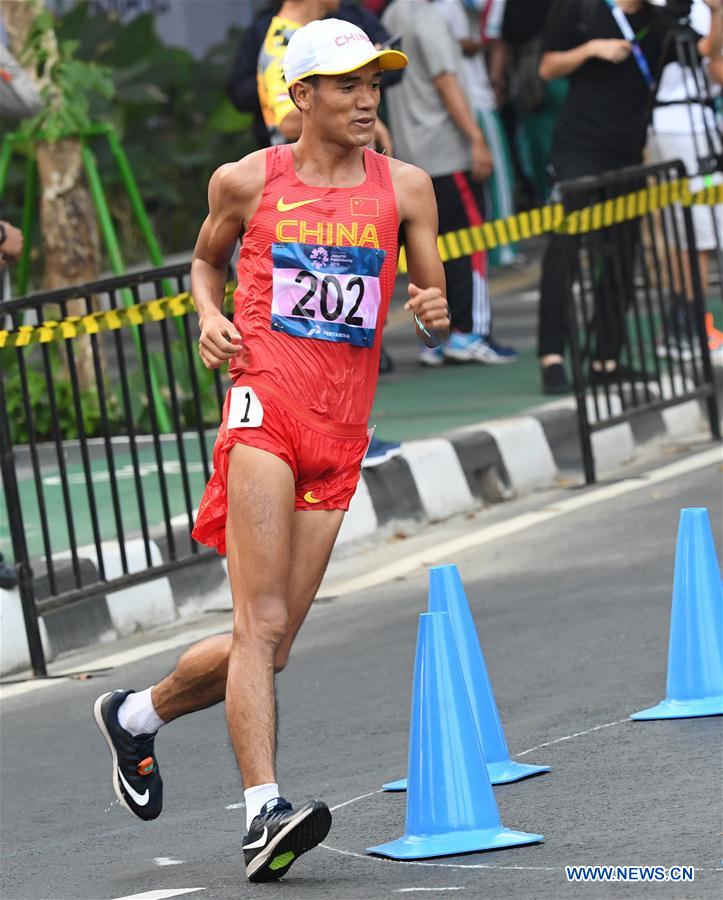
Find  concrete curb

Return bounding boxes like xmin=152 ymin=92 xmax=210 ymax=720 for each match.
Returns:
xmin=0 ymin=393 xmax=715 ymax=676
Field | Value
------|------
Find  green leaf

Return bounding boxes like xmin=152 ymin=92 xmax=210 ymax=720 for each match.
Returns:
xmin=206 ymin=98 xmax=252 ymax=134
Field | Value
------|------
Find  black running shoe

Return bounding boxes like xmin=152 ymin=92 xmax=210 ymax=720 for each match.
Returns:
xmin=93 ymin=690 xmax=163 ymax=821
xmin=242 ymin=797 xmax=331 ymax=882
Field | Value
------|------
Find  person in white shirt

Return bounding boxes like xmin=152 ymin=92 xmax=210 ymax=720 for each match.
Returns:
xmin=436 ymin=0 xmax=523 ymax=268
xmin=647 ymin=0 xmax=723 ymax=359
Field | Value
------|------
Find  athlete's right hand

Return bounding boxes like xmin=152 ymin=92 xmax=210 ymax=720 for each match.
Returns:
xmin=589 ymin=39 xmax=631 ymax=65
xmin=198 ymin=312 xmax=243 ymax=369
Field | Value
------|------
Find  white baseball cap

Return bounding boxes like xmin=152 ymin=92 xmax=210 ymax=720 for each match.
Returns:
xmin=283 ymin=18 xmax=408 ymax=88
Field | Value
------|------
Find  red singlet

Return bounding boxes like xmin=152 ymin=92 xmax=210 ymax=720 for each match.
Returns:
xmin=192 ymin=144 xmax=399 ymax=553
xmin=229 ymin=143 xmax=399 ymax=426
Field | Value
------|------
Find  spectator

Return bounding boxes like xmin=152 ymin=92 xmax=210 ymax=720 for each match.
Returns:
xmin=230 ymin=0 xmax=401 ymax=151
xmin=0 ymin=39 xmax=40 ymax=590
xmin=502 ymin=0 xmax=569 ymax=207
xmin=536 ymin=0 xmax=674 ymax=394
xmin=0 ymin=40 xmax=41 ymax=305
xmin=647 ymin=0 xmax=723 ymax=362
xmin=382 ymin=0 xmax=519 ymax=366
xmin=435 ymin=0 xmax=525 ymax=268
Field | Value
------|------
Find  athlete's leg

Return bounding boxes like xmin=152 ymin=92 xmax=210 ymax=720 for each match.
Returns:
xmin=274 ymin=507 xmax=345 ymax=671
xmin=151 ymin=509 xmax=344 ymax=722
xmin=223 ymin=443 xmax=295 ymax=788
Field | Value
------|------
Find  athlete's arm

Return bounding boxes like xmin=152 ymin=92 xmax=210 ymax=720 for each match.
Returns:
xmin=191 ymin=156 xmax=262 ymax=370
xmin=393 ymin=162 xmax=451 ymax=346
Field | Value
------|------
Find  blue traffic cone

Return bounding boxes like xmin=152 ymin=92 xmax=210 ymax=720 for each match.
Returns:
xmin=383 ymin=565 xmax=549 ymax=791
xmin=632 ymin=508 xmax=723 ymax=720
xmin=367 ymin=612 xmax=543 ymax=860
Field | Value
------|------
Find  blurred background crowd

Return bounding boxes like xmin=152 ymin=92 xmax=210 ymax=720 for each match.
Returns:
xmin=1 ymin=0 xmax=722 ymax=388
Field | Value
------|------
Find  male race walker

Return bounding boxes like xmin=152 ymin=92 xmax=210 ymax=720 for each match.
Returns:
xmin=94 ymin=19 xmax=451 ymax=883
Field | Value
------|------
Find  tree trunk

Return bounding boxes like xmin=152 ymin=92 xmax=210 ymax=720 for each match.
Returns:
xmin=36 ymin=140 xmax=102 ymax=385
xmin=2 ymin=0 xmax=37 ymax=51
xmin=5 ymin=0 xmax=102 ymax=390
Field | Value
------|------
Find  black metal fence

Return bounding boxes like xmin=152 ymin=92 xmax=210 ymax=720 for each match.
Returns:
xmin=0 ymin=263 xmax=230 ymax=675
xmin=560 ymin=160 xmax=721 ymax=482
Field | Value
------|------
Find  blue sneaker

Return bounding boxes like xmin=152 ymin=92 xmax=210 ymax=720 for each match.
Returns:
xmin=362 ymin=435 xmax=402 ymax=469
xmin=418 ymin=344 xmax=445 ymax=367
xmin=443 ymin=331 xmax=519 ymax=365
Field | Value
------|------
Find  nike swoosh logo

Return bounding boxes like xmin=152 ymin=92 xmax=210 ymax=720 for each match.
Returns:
xmin=277 ymin=197 xmax=320 ymax=212
xmin=244 ymin=827 xmax=268 ymax=850
xmin=303 ymin=491 xmax=322 ymax=504
xmin=118 ymin=768 xmax=150 ymax=806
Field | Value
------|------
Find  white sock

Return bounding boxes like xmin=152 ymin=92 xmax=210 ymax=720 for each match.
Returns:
xmin=117 ymin=687 xmax=165 ymax=737
xmin=244 ymin=783 xmax=280 ymax=830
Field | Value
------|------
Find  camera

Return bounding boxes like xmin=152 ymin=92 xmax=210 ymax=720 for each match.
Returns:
xmin=661 ymin=0 xmax=694 ymax=22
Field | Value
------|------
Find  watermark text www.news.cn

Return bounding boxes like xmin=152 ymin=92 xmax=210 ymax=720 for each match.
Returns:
xmin=566 ymin=865 xmax=695 ymax=883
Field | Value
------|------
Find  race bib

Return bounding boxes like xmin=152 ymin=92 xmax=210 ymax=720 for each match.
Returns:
xmin=228 ymin=386 xmax=264 ymax=429
xmin=271 ymin=242 xmax=386 ymax=348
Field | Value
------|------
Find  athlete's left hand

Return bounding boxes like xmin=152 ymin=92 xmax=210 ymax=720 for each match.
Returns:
xmin=405 ymin=283 xmax=450 ymax=342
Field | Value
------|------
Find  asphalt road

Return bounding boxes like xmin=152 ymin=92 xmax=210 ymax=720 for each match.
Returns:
xmin=1 ymin=450 xmax=721 ymax=900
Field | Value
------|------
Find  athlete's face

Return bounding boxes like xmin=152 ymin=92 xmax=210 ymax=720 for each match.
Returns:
xmin=309 ymin=64 xmax=382 ymax=147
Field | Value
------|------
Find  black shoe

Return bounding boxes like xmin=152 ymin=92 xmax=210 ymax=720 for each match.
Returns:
xmin=541 ymin=362 xmax=570 ymax=395
xmin=93 ymin=690 xmax=163 ymax=821
xmin=243 ymin=797 xmax=331 ymax=882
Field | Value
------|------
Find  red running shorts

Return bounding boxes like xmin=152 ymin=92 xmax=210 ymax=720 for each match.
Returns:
xmin=191 ymin=379 xmax=370 ymax=555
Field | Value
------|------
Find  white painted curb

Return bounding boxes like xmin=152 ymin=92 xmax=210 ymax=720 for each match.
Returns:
xmin=479 ymin=417 xmax=558 ymax=494
xmin=0 ymin=586 xmax=52 ymax=674
xmin=337 ymin=477 xmax=378 ymax=545
xmin=402 ymin=438 xmax=475 ymax=521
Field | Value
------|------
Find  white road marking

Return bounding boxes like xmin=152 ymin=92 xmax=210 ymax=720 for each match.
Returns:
xmin=395 ymin=889 xmax=465 ymax=893
xmin=153 ymin=857 xmax=185 ymax=866
xmin=2 ymin=446 xmax=719 ymax=703
xmin=224 ymin=801 xmax=245 ymax=810
xmin=111 ymin=890 xmax=204 ymax=900
xmin=330 ymin=790 xmax=382 ymax=812
xmin=320 ymin=447 xmax=722 ymax=600
xmin=515 ymin=718 xmax=630 ymax=758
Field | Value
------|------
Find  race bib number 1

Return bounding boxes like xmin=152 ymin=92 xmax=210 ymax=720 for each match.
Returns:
xmin=228 ymin=386 xmax=264 ymax=429
xmin=271 ymin=242 xmax=386 ymax=348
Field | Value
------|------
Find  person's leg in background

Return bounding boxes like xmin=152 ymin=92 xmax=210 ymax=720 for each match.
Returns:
xmin=476 ymin=107 xmax=522 ymax=267
xmin=429 ymin=170 xmax=518 ymax=366
xmin=538 ymin=229 xmax=578 ymax=394
xmin=648 ymin=131 xmax=723 ymax=361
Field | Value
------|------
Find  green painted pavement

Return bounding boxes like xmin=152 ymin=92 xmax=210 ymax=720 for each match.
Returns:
xmin=371 ymin=349 xmax=543 ymax=442
xmin=1 ymin=440 xmax=213 ymax=561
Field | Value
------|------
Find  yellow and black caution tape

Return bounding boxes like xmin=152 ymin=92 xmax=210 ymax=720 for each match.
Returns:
xmin=2 ymin=177 xmax=721 ymax=350
xmin=0 ymin=285 xmax=236 ymax=351
xmin=397 ymin=177 xmax=723 ymax=272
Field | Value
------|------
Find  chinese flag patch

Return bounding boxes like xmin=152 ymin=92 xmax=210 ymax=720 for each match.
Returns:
xmin=350 ymin=197 xmax=379 ymax=217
